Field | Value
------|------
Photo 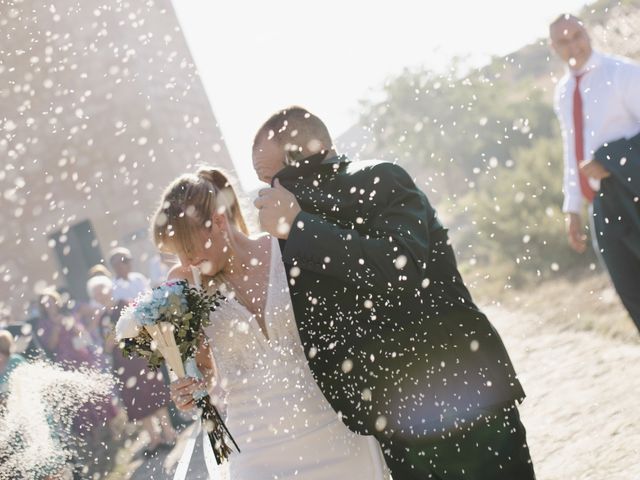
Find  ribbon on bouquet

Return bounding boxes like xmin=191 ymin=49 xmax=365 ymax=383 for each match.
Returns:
xmin=173 ymin=420 xmax=227 ymax=480
xmin=145 ymin=322 xmax=239 ymax=465
xmin=173 ymin=358 xmax=230 ymax=480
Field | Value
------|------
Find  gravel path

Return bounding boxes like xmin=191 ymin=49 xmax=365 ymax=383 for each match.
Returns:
xmin=486 ymin=305 xmax=640 ymax=480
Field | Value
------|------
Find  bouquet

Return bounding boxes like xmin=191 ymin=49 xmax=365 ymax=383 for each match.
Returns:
xmin=115 ymin=280 xmax=239 ymax=464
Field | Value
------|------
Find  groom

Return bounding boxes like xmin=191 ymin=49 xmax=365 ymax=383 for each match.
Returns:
xmin=253 ymin=106 xmax=535 ymax=479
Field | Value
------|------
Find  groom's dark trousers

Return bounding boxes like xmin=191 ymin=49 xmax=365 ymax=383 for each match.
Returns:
xmin=380 ymin=402 xmax=534 ymax=479
xmin=275 ymin=154 xmax=536 ymax=479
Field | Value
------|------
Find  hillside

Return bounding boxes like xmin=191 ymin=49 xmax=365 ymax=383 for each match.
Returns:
xmin=340 ymin=0 xmax=640 ymax=166
xmin=339 ymin=0 xmax=640 ymax=287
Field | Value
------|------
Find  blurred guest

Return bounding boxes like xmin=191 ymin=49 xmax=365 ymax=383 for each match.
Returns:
xmin=85 ymin=274 xmax=115 ymax=352
xmin=36 ymin=289 xmax=119 ymax=443
xmin=0 ymin=329 xmax=25 ymax=396
xmin=54 ymin=287 xmax=106 ymax=361
xmin=54 ymin=287 xmax=77 ymax=317
xmin=88 ymin=263 xmax=112 ymax=280
xmin=147 ymin=253 xmax=171 ymax=288
xmin=37 ymin=289 xmax=94 ymax=367
xmin=87 ymin=275 xmax=113 ymax=307
xmin=550 ymin=14 xmax=640 ymax=332
xmin=109 ymin=247 xmax=149 ymax=303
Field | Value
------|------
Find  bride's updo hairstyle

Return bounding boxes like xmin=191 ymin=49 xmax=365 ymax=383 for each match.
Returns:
xmin=152 ymin=167 xmax=249 ymax=258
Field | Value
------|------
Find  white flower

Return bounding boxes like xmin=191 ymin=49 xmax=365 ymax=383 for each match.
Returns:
xmin=115 ymin=307 xmax=141 ymax=340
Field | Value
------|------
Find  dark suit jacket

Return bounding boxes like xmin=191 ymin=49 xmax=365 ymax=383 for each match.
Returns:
xmin=593 ymin=131 xmax=640 ymax=258
xmin=274 ymin=156 xmax=525 ymax=440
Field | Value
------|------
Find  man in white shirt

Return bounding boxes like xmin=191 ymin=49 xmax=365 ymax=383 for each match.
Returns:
xmin=550 ymin=14 xmax=640 ymax=332
xmin=109 ymin=247 xmax=150 ymax=303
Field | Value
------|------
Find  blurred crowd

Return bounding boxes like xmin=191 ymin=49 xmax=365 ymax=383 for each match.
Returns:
xmin=0 ymin=248 xmax=182 ymax=479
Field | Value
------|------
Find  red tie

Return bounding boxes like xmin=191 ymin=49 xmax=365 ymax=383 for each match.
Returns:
xmin=572 ymin=74 xmax=596 ymax=202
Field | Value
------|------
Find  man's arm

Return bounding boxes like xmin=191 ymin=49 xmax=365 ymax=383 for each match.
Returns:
xmin=555 ymin=85 xmax=587 ymax=252
xmin=593 ymin=131 xmax=640 ymax=198
xmin=282 ymin=164 xmax=432 ymax=295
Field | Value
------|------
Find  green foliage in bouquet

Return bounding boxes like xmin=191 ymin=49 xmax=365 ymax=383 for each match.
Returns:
xmin=119 ymin=281 xmax=224 ymax=370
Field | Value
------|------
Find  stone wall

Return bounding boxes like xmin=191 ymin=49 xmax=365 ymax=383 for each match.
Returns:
xmin=0 ymin=0 xmax=234 ymax=316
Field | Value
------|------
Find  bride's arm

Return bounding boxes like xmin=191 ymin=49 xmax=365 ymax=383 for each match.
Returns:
xmin=196 ymin=332 xmax=228 ymax=412
xmin=170 ymin=333 xmax=225 ymax=412
xmin=196 ymin=333 xmax=216 ymax=383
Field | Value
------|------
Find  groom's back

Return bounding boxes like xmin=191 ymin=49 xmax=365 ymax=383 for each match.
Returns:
xmin=276 ymin=158 xmax=525 ymax=439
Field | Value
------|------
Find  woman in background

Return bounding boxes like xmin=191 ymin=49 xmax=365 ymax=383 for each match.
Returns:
xmin=37 ymin=289 xmax=119 ymax=446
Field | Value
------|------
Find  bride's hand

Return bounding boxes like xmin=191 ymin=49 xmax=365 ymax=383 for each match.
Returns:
xmin=170 ymin=378 xmax=208 ymax=411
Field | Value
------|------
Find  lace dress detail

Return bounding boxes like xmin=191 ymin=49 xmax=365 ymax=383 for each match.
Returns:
xmin=194 ymin=238 xmax=304 ymax=379
xmin=194 ymin=237 xmax=388 ymax=479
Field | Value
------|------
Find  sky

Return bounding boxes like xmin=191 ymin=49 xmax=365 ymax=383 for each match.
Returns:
xmin=171 ymin=0 xmax=589 ymax=191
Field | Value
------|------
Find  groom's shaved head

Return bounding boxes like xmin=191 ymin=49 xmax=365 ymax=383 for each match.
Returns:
xmin=549 ymin=13 xmax=583 ymax=29
xmin=253 ymin=106 xmax=333 ymax=162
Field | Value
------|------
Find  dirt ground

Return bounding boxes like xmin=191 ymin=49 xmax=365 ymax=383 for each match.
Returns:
xmin=488 ymin=304 xmax=640 ymax=480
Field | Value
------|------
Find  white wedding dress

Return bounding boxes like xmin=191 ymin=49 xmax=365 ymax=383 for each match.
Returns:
xmin=194 ymin=236 xmax=389 ymax=479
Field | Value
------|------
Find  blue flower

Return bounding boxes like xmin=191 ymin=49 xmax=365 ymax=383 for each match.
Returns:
xmin=128 ymin=281 xmax=192 ymax=326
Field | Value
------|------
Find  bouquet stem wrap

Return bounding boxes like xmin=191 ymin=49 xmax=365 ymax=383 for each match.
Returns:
xmin=145 ymin=322 xmax=239 ymax=464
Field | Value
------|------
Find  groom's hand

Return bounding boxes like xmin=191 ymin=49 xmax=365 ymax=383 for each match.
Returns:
xmin=254 ymin=179 xmax=301 ymax=239
xmin=579 ymin=159 xmax=611 ymax=180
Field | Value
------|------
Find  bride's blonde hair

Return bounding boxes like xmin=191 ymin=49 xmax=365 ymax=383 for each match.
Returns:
xmin=152 ymin=167 xmax=249 ymax=259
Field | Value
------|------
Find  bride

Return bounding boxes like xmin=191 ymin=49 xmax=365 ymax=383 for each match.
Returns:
xmin=152 ymin=167 xmax=389 ymax=479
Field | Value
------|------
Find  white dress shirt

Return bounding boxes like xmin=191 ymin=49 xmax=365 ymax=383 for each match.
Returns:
xmin=554 ymin=51 xmax=640 ymax=213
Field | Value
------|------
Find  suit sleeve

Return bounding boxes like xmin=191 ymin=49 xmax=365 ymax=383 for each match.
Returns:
xmin=594 ymin=131 xmax=640 ymax=198
xmin=282 ymin=164 xmax=432 ymax=295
